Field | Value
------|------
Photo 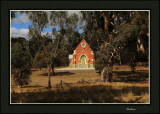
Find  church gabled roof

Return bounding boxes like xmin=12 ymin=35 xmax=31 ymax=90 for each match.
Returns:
xmin=74 ymin=39 xmax=92 ymax=51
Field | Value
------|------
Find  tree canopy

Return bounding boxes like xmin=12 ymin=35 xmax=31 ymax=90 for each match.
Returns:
xmin=11 ymin=42 xmax=32 ymax=87
xmin=80 ymin=11 xmax=149 ymax=72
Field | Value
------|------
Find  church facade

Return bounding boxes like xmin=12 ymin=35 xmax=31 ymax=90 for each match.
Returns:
xmin=69 ymin=39 xmax=95 ymax=68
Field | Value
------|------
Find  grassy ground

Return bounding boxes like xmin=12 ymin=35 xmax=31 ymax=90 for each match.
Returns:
xmin=11 ymin=65 xmax=149 ymax=103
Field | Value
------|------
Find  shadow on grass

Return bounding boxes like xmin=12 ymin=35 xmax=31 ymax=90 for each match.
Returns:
xmin=40 ymin=72 xmax=74 ymax=76
xmin=30 ymin=69 xmax=39 ymax=72
xmin=113 ymin=71 xmax=149 ymax=83
xmin=11 ymin=85 xmax=149 ymax=103
xmin=22 ymin=85 xmax=44 ymax=88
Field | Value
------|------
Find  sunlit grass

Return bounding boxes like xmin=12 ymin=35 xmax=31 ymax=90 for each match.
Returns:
xmin=11 ymin=65 xmax=149 ymax=103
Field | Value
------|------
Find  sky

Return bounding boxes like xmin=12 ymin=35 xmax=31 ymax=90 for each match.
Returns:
xmin=11 ymin=11 xmax=83 ymax=40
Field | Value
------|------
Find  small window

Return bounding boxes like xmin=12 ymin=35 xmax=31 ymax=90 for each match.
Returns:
xmin=81 ymin=42 xmax=86 ymax=47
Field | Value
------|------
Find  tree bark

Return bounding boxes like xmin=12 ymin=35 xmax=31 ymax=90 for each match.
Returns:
xmin=118 ymin=54 xmax=122 ymax=65
xmin=51 ymin=65 xmax=55 ymax=76
xmin=101 ymin=64 xmax=113 ymax=82
xmin=101 ymin=12 xmax=109 ymax=33
xmin=19 ymin=70 xmax=23 ymax=88
xmin=48 ymin=65 xmax=51 ymax=88
xmin=117 ymin=13 xmax=120 ymax=25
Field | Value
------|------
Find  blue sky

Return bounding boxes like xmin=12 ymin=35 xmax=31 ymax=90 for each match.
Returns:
xmin=11 ymin=22 xmax=31 ymax=29
xmin=11 ymin=22 xmax=54 ymax=33
xmin=11 ymin=21 xmax=55 ymax=33
xmin=11 ymin=11 xmax=83 ymax=40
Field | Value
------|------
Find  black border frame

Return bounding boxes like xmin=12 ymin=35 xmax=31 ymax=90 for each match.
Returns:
xmin=1 ymin=0 xmax=159 ymax=113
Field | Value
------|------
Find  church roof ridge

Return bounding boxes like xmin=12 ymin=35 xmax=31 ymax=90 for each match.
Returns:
xmin=74 ymin=38 xmax=92 ymax=51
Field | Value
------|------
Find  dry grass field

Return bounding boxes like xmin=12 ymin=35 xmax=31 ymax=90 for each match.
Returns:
xmin=11 ymin=65 xmax=149 ymax=103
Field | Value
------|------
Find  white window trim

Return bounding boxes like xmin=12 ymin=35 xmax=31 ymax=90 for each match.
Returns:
xmin=81 ymin=42 xmax=86 ymax=48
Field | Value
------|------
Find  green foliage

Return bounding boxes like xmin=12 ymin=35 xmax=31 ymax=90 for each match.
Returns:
xmin=56 ymin=50 xmax=69 ymax=66
xmin=50 ymin=11 xmax=79 ymax=29
xmin=50 ymin=11 xmax=68 ymax=28
xmin=11 ymin=42 xmax=32 ymax=70
xmin=28 ymin=11 xmax=48 ymax=31
xmin=28 ymin=11 xmax=49 ymax=51
xmin=120 ymin=48 xmax=131 ymax=64
xmin=95 ymin=57 xmax=104 ymax=71
xmin=132 ymin=12 xmax=149 ymax=33
xmin=81 ymin=11 xmax=106 ymax=51
xmin=95 ymin=45 xmax=115 ymax=71
xmin=113 ymin=12 xmax=149 ymax=71
xmin=28 ymin=26 xmax=41 ymax=40
xmin=11 ymin=37 xmax=26 ymax=44
xmin=66 ymin=30 xmax=81 ymax=54
xmin=28 ymin=34 xmax=53 ymax=58
xmin=12 ymin=69 xmax=31 ymax=87
xmin=50 ymin=11 xmax=81 ymax=54
xmin=33 ymin=50 xmax=46 ymax=69
xmin=114 ymin=21 xmax=139 ymax=45
xmin=11 ymin=37 xmax=29 ymax=51
xmin=81 ymin=11 xmax=149 ymax=72
xmin=28 ymin=38 xmax=42 ymax=58
xmin=33 ymin=43 xmax=69 ymax=69
xmin=11 ymin=42 xmax=32 ymax=87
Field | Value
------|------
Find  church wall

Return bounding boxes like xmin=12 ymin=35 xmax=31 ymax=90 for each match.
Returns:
xmin=70 ymin=39 xmax=95 ymax=68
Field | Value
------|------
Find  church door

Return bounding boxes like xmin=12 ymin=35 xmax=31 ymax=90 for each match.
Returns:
xmin=80 ymin=55 xmax=87 ymax=68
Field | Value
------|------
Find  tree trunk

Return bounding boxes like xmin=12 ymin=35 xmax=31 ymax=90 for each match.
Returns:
xmin=19 ymin=70 xmax=23 ymax=88
xmin=119 ymin=54 xmax=122 ymax=65
xmin=101 ymin=67 xmax=106 ymax=82
xmin=119 ymin=60 xmax=122 ymax=66
xmin=101 ymin=12 xmax=109 ymax=33
xmin=51 ymin=66 xmax=55 ymax=76
xmin=101 ymin=64 xmax=113 ymax=82
xmin=104 ymin=14 xmax=109 ymax=33
xmin=117 ymin=13 xmax=120 ymax=25
xmin=48 ymin=66 xmax=51 ymax=88
xmin=130 ymin=55 xmax=136 ymax=73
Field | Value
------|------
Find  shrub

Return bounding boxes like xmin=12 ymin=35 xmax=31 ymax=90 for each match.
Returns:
xmin=11 ymin=42 xmax=32 ymax=87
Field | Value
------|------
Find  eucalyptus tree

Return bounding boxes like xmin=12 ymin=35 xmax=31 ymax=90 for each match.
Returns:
xmin=80 ymin=11 xmax=115 ymax=82
xmin=50 ymin=11 xmax=80 ymax=73
xmin=81 ymin=11 xmax=149 ymax=81
xmin=65 ymin=13 xmax=81 ymax=54
xmin=113 ymin=11 xmax=149 ymax=72
xmin=28 ymin=11 xmax=54 ymax=87
xmin=29 ymin=11 xmax=80 ymax=87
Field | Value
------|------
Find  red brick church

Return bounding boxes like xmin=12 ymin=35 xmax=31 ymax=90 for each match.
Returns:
xmin=69 ymin=39 xmax=95 ymax=68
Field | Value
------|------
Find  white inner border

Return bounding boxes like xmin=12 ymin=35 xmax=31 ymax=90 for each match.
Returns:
xmin=10 ymin=10 xmax=150 ymax=104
